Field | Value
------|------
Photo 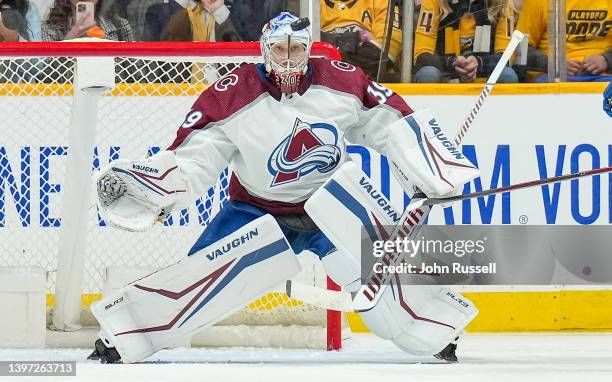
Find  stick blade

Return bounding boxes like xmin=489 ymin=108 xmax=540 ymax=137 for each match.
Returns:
xmin=288 ymin=280 xmax=354 ymax=312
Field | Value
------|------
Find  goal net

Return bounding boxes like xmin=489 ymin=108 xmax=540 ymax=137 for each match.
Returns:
xmin=0 ymin=41 xmax=346 ymax=350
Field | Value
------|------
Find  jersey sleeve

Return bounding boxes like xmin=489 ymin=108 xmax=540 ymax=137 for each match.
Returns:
xmin=344 ymin=71 xmax=413 ymax=154
xmin=167 ymin=89 xmax=237 ymax=206
xmin=516 ymin=0 xmax=546 ymax=48
xmin=371 ymin=2 xmax=403 ymax=62
xmin=414 ymin=0 xmax=441 ymax=59
xmin=494 ymin=10 xmax=515 ymax=53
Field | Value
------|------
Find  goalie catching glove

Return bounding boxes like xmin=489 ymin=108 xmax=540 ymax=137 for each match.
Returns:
xmin=94 ymin=151 xmax=188 ymax=231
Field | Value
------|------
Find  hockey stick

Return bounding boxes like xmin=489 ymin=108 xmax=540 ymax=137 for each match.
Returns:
xmin=350 ymin=30 xmax=526 ymax=312
xmin=285 ymin=164 xmax=612 ymax=312
xmin=263 ymin=280 xmax=352 ymax=311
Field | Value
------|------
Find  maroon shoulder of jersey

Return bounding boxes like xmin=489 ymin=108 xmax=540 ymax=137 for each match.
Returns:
xmin=167 ymin=64 xmax=269 ymax=150
xmin=309 ymin=58 xmax=413 ymax=117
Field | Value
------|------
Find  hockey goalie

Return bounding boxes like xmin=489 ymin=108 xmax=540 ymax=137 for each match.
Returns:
xmin=89 ymin=12 xmax=480 ymax=364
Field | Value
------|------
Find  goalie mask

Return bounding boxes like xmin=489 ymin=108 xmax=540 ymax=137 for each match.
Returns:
xmin=260 ymin=12 xmax=312 ymax=94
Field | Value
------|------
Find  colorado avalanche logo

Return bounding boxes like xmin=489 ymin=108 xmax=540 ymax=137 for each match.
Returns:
xmin=268 ymin=118 xmax=341 ymax=186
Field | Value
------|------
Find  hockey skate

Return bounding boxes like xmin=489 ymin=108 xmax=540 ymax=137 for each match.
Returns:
xmin=87 ymin=339 xmax=122 ymax=364
xmin=434 ymin=337 xmax=459 ymax=362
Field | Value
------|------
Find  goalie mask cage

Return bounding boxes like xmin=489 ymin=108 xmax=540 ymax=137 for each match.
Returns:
xmin=0 ymin=41 xmax=346 ymax=351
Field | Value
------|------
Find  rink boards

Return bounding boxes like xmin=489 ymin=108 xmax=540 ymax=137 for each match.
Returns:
xmin=0 ymin=81 xmax=610 ymax=333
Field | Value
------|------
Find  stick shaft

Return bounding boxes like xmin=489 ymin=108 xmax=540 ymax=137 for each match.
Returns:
xmin=454 ymin=30 xmax=525 ymax=146
xmin=426 ymin=165 xmax=612 ymax=206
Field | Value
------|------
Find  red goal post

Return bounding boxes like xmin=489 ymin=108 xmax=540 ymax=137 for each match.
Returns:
xmin=0 ymin=41 xmax=345 ymax=350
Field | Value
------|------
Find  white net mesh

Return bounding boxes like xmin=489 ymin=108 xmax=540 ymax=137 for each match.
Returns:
xmin=0 ymin=57 xmax=75 ymax=294
xmin=0 ymin=47 xmax=343 ymax=349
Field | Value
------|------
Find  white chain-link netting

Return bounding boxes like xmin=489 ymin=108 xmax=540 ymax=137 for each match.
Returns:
xmin=0 ymin=54 xmax=337 ymax=343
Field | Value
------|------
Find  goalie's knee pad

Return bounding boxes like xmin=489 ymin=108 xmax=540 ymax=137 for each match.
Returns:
xmin=359 ymin=283 xmax=478 ymax=355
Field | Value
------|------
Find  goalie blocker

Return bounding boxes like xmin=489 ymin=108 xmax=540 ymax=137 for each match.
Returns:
xmin=90 ymin=215 xmax=300 ymax=364
xmin=306 ymin=110 xmax=479 ymax=356
xmin=386 ymin=109 xmax=479 ymax=199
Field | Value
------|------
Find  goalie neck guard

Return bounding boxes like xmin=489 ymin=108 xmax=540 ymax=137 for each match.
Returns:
xmin=260 ymin=12 xmax=312 ymax=95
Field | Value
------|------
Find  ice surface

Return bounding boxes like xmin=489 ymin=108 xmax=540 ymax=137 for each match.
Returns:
xmin=0 ymin=333 xmax=611 ymax=382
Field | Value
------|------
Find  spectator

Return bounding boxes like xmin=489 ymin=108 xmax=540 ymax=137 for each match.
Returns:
xmin=143 ymin=0 xmax=184 ymax=42
xmin=320 ymin=0 xmax=402 ymax=81
xmin=42 ymin=0 xmax=133 ymax=41
xmin=489 ymin=0 xmax=522 ymax=53
xmin=516 ymin=0 xmax=611 ymax=82
xmin=157 ymin=0 xmax=240 ymax=84
xmin=0 ymin=0 xmax=42 ymax=41
xmin=160 ymin=0 xmax=240 ymax=42
xmin=144 ymin=0 xmax=295 ymax=42
xmin=0 ymin=0 xmax=42 ymax=85
xmin=225 ymin=0 xmax=299 ymax=41
xmin=413 ymin=0 xmax=519 ymax=83
xmin=107 ymin=0 xmax=163 ymax=41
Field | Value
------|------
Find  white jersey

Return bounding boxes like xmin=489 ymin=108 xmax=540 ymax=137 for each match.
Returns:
xmin=168 ymin=59 xmax=413 ymax=214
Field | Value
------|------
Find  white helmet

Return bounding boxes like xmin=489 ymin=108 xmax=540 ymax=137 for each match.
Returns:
xmin=260 ymin=12 xmax=312 ymax=94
